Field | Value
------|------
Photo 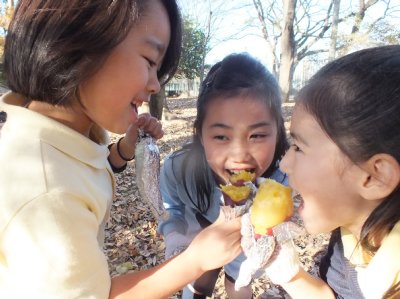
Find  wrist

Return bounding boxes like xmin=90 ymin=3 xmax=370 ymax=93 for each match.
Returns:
xmin=116 ymin=137 xmax=135 ymax=161
xmin=107 ymin=143 xmax=127 ymax=173
xmin=177 ymin=247 xmax=205 ymax=276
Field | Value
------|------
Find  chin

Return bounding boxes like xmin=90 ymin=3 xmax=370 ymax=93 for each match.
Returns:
xmin=303 ymin=219 xmax=333 ymax=235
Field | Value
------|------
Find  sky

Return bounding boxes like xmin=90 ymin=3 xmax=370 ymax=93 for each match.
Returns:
xmin=176 ymin=0 xmax=269 ymax=66
xmin=177 ymin=0 xmax=400 ymax=68
xmin=206 ymin=33 xmax=270 ymax=66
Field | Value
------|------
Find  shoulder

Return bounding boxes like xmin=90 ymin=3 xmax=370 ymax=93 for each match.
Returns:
xmin=162 ymin=147 xmax=191 ymax=174
xmin=269 ymin=166 xmax=288 ymax=185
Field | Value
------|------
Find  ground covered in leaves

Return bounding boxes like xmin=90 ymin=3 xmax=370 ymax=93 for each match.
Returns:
xmin=105 ymin=97 xmax=330 ymax=298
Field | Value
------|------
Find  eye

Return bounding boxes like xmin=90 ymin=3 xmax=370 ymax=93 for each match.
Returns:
xmin=250 ymin=133 xmax=268 ymax=140
xmin=290 ymin=143 xmax=301 ymax=152
xmin=213 ymin=135 xmax=228 ymax=141
xmin=144 ymin=57 xmax=157 ymax=68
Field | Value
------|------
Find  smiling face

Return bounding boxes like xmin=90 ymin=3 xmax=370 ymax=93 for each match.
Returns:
xmin=201 ymin=95 xmax=278 ymax=185
xmin=78 ymin=0 xmax=170 ymax=134
xmin=280 ymin=104 xmax=378 ymax=236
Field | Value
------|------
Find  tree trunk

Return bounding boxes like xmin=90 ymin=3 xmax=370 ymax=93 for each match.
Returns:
xmin=149 ymin=86 xmax=166 ymax=120
xmin=329 ymin=0 xmax=340 ymax=60
xmin=279 ymin=0 xmax=297 ymax=102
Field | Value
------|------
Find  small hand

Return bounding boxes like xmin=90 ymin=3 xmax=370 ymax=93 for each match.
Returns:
xmin=235 ymin=213 xmax=276 ymax=290
xmin=137 ymin=113 xmax=164 ymax=139
xmin=186 ymin=217 xmax=242 ymax=272
xmin=123 ymin=113 xmax=164 ymax=145
xmin=108 ymin=113 xmax=163 ymax=169
xmin=235 ymin=213 xmax=302 ymax=290
xmin=263 ymin=237 xmax=301 ymax=285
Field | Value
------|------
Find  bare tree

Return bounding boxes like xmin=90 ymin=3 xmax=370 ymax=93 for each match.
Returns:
xmin=279 ymin=0 xmax=297 ymax=101
xmin=251 ymin=0 xmax=396 ymax=102
xmin=178 ymin=0 xmax=250 ymax=83
xmin=329 ymin=0 xmax=340 ymax=60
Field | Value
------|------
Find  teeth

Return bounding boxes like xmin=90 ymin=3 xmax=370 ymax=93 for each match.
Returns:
xmin=228 ymin=169 xmax=255 ymax=174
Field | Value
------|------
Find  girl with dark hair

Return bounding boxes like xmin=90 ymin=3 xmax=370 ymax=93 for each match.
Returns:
xmin=0 ymin=1 xmax=242 ymax=298
xmin=158 ymin=53 xmax=289 ymax=298
xmin=267 ymin=45 xmax=400 ymax=298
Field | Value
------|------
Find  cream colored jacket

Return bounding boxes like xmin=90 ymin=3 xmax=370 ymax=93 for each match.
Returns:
xmin=0 ymin=92 xmax=114 ymax=299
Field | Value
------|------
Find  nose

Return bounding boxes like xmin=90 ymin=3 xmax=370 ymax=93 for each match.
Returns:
xmin=229 ymin=140 xmax=251 ymax=163
xmin=147 ymin=71 xmax=161 ymax=95
xmin=279 ymin=148 xmax=292 ymax=173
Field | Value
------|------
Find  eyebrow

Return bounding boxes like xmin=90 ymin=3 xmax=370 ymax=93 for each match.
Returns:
xmin=209 ymin=121 xmax=272 ymax=130
xmin=290 ymin=131 xmax=309 ymax=146
xmin=145 ymin=37 xmax=166 ymax=55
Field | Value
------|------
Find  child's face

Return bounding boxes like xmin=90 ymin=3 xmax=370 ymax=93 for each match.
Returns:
xmin=280 ymin=104 xmax=373 ymax=236
xmin=79 ymin=0 xmax=170 ymax=134
xmin=201 ymin=95 xmax=277 ymax=185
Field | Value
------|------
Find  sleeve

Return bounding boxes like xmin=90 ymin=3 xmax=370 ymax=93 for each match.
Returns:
xmin=269 ymin=163 xmax=289 ymax=186
xmin=157 ymin=154 xmax=188 ymax=237
xmin=1 ymin=192 xmax=111 ymax=299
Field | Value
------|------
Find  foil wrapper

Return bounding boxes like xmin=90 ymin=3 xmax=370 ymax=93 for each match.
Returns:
xmin=235 ymin=213 xmax=276 ymax=290
xmin=135 ymin=130 xmax=169 ymax=221
xmin=235 ymin=217 xmax=304 ymax=290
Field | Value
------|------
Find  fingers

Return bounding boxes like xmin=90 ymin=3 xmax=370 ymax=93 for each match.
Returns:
xmin=186 ymin=217 xmax=243 ymax=272
xmin=212 ymin=218 xmax=242 ymax=253
xmin=137 ymin=113 xmax=164 ymax=139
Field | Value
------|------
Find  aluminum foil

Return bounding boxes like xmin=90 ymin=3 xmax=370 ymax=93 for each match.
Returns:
xmin=135 ymin=130 xmax=169 ymax=221
xmin=235 ymin=212 xmax=276 ymax=290
xmin=235 ymin=216 xmax=304 ymax=290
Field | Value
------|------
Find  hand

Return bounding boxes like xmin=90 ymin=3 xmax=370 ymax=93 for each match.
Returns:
xmin=111 ymin=113 xmax=163 ymax=166
xmin=263 ymin=236 xmax=301 ymax=285
xmin=235 ymin=213 xmax=302 ymax=290
xmin=185 ymin=217 xmax=242 ymax=272
xmin=263 ymin=222 xmax=303 ymax=285
xmin=125 ymin=113 xmax=164 ymax=144
xmin=235 ymin=213 xmax=276 ymax=290
xmin=164 ymin=232 xmax=191 ymax=259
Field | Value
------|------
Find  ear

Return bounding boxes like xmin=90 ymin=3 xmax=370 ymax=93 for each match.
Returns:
xmin=359 ymin=154 xmax=400 ymax=200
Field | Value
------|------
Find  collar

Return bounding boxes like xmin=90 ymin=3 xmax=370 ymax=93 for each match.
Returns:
xmin=341 ymin=221 xmax=400 ymax=299
xmin=1 ymin=92 xmax=109 ymax=170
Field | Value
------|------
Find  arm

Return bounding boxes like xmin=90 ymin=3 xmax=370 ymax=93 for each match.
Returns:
xmin=280 ymin=268 xmax=336 ymax=299
xmin=108 ymin=113 xmax=163 ymax=171
xmin=109 ymin=217 xmax=242 ymax=299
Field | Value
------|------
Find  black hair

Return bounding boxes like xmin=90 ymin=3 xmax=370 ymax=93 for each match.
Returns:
xmin=4 ymin=0 xmax=182 ymax=106
xmin=173 ymin=53 xmax=289 ymax=213
xmin=297 ymin=45 xmax=400 ymax=298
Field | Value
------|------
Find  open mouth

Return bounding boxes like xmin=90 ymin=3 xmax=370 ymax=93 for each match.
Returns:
xmin=225 ymin=169 xmax=256 ymax=186
xmin=131 ymin=103 xmax=138 ymax=114
xmin=227 ymin=168 xmax=255 ymax=176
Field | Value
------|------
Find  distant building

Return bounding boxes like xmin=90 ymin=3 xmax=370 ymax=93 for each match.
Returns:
xmin=165 ymin=76 xmax=201 ymax=97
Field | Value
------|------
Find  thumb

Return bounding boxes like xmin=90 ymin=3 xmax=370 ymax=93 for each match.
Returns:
xmin=124 ymin=123 xmax=139 ymax=144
